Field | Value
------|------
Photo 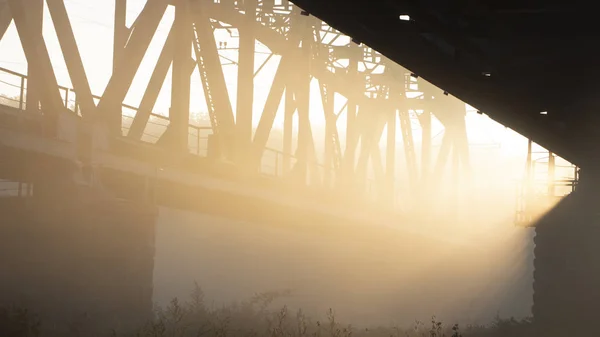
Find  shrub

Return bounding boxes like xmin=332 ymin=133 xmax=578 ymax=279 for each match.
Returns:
xmin=0 ymin=284 xmax=533 ymax=337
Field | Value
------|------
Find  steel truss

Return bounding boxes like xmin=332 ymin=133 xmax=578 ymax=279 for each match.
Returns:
xmin=0 ymin=0 xmax=471 ymax=210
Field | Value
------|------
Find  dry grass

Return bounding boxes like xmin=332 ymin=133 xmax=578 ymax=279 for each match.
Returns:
xmin=0 ymin=284 xmax=533 ymax=337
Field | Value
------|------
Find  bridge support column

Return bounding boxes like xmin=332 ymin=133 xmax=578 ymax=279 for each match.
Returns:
xmin=533 ymin=167 xmax=600 ymax=336
xmin=0 ymin=160 xmax=157 ymax=334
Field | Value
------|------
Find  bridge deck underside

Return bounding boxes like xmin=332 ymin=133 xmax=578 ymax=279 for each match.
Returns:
xmin=290 ymin=0 xmax=600 ymax=167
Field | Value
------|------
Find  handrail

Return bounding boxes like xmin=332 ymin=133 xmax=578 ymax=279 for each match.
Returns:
xmin=1 ymin=68 xmax=292 ymax=146
xmin=0 ymin=66 xmax=71 ymax=92
xmin=0 ymin=67 xmax=378 ymax=204
xmin=0 ymin=68 xmax=338 ymax=177
xmin=0 ymin=66 xmax=212 ymax=132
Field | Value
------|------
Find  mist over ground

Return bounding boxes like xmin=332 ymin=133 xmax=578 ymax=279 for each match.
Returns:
xmin=153 ymin=124 xmax=552 ymax=328
xmin=153 ymin=206 xmax=535 ymax=327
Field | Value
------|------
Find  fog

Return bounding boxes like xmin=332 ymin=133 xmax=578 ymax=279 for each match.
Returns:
xmin=153 ymin=207 xmax=535 ymax=327
xmin=151 ymin=115 xmax=572 ymax=327
xmin=0 ymin=0 xmax=574 ymax=328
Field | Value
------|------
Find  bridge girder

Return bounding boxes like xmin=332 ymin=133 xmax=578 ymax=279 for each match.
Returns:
xmin=0 ymin=0 xmax=474 ymax=213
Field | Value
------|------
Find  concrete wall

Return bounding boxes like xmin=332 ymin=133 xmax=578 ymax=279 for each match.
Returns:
xmin=533 ymin=176 xmax=600 ymax=336
xmin=0 ymin=187 xmax=156 ymax=333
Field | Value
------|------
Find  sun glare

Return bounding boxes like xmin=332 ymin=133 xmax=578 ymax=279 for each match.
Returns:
xmin=0 ymin=1 xmax=580 ymax=328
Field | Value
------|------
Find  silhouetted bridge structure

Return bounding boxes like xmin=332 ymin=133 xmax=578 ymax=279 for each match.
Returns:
xmin=0 ymin=0 xmax=593 ymax=335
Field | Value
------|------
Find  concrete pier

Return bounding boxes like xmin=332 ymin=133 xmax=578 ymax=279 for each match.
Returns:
xmin=0 ymin=178 xmax=156 ymax=333
xmin=533 ymin=169 xmax=600 ymax=336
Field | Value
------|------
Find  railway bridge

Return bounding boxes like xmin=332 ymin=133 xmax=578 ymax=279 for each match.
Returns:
xmin=0 ymin=0 xmax=593 ymax=335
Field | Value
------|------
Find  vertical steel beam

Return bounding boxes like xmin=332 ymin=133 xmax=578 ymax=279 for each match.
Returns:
xmin=292 ymin=16 xmax=312 ymax=183
xmin=343 ymin=45 xmax=360 ymax=179
xmin=427 ymin=89 xmax=469 ymax=199
xmin=355 ymin=141 xmax=371 ymax=192
xmin=450 ymin=140 xmax=460 ymax=219
xmin=0 ymin=2 xmax=11 ymax=41
xmin=46 ymin=0 xmax=95 ymax=117
xmin=433 ymin=129 xmax=452 ymax=183
xmin=303 ymin=120 xmax=321 ymax=186
xmin=399 ymin=108 xmax=418 ymax=189
xmin=8 ymin=0 xmax=64 ymax=135
xmin=370 ymin=133 xmax=385 ymax=195
xmin=386 ymin=107 xmax=396 ymax=204
xmin=320 ymin=82 xmax=334 ymax=187
xmin=354 ymin=108 xmax=372 ymax=190
xmin=436 ymin=96 xmax=470 ymax=180
xmin=235 ymin=0 xmax=256 ymax=162
xmin=548 ymin=151 xmax=556 ymax=197
xmin=128 ymin=25 xmax=175 ymax=139
xmin=454 ymin=109 xmax=470 ymax=175
xmin=392 ymin=74 xmax=417 ymax=195
xmin=526 ymin=138 xmax=533 ymax=183
xmin=97 ymin=0 xmax=168 ymax=134
xmin=111 ymin=0 xmax=129 ymax=130
xmin=24 ymin=0 xmax=43 ymax=113
xmin=113 ymin=0 xmax=127 ymax=71
xmin=418 ymin=111 xmax=432 ymax=182
xmin=170 ymin=0 xmax=192 ymax=151
xmin=112 ymin=0 xmax=127 ymax=125
xmin=283 ymin=88 xmax=294 ymax=175
xmin=355 ymin=110 xmax=386 ymax=195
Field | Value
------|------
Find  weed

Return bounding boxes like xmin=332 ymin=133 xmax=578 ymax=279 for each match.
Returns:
xmin=0 ymin=286 xmax=533 ymax=337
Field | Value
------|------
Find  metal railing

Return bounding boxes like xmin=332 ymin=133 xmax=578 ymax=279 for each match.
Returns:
xmin=0 ymin=67 xmax=380 ymax=201
xmin=0 ymin=66 xmax=232 ymax=158
xmin=514 ymin=154 xmax=578 ymax=226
